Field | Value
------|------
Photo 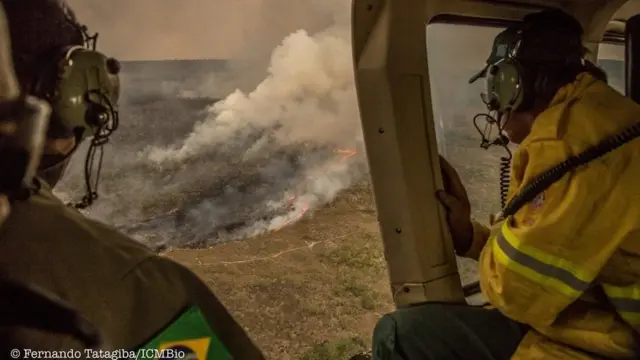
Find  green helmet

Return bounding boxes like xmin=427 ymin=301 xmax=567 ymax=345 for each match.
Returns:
xmin=40 ymin=45 xmax=120 ymax=141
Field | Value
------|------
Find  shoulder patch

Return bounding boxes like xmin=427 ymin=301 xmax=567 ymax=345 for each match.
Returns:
xmin=519 ymin=191 xmax=545 ymax=226
xmin=530 ymin=192 xmax=545 ymax=210
xmin=140 ymin=306 xmax=233 ymax=360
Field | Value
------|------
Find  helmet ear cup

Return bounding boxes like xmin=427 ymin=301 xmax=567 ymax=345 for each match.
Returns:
xmin=487 ymin=59 xmax=526 ymax=113
xmin=32 ymin=46 xmax=120 ymax=141
xmin=482 ymin=28 xmax=538 ymax=114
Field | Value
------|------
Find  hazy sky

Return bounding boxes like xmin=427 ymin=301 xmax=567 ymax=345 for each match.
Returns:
xmin=66 ymin=0 xmax=333 ymax=61
xmin=66 ymin=0 xmax=258 ymax=60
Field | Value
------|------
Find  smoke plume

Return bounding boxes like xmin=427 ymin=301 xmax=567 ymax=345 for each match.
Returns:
xmin=55 ymin=0 xmax=366 ymax=250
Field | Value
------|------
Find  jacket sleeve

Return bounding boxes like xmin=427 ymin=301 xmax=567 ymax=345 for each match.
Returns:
xmin=479 ymin=139 xmax=626 ymax=328
xmin=121 ymin=256 xmax=265 ymax=360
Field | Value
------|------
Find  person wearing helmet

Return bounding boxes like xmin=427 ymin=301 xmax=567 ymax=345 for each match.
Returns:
xmin=0 ymin=0 xmax=107 ymax=352
xmin=0 ymin=1 xmax=265 ymax=358
xmin=372 ymin=9 xmax=640 ymax=360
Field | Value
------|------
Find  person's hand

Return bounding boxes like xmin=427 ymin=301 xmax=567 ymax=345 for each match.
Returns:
xmin=436 ymin=155 xmax=474 ymax=255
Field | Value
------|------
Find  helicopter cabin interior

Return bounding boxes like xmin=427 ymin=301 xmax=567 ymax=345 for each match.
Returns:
xmin=351 ymin=0 xmax=640 ymax=308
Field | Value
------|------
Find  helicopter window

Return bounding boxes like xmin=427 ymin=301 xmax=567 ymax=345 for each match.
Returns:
xmin=426 ymin=23 xmax=507 ymax=286
xmin=426 ymin=23 xmax=506 ymax=222
xmin=426 ymin=25 xmax=627 ymax=224
xmin=425 ymin=24 xmax=625 ymax=287
xmin=597 ymin=43 xmax=624 ymax=94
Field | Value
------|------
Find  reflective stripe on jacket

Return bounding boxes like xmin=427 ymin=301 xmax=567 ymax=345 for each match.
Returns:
xmin=467 ymin=73 xmax=640 ymax=359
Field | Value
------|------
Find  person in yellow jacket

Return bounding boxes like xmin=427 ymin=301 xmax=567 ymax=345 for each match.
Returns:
xmin=372 ymin=8 xmax=640 ymax=360
xmin=0 ymin=1 xmax=265 ymax=358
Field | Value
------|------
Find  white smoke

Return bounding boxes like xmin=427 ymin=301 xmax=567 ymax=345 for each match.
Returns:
xmin=143 ymin=24 xmax=364 ymax=241
xmin=56 ymin=0 xmax=366 ymax=249
xmin=148 ymin=29 xmax=356 ymax=161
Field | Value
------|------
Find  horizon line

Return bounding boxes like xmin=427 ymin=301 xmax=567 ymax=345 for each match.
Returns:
xmin=120 ymin=58 xmax=230 ymax=63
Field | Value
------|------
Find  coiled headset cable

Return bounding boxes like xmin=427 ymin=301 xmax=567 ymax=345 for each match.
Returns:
xmin=464 ymin=111 xmax=512 ymax=299
xmin=498 ymin=147 xmax=512 ymax=209
xmin=473 ymin=111 xmax=513 ymax=209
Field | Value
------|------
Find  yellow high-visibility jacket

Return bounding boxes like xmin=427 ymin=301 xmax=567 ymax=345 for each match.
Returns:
xmin=464 ymin=73 xmax=640 ymax=359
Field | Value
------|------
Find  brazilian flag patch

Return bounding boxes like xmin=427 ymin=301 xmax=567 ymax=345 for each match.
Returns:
xmin=140 ymin=306 xmax=233 ymax=360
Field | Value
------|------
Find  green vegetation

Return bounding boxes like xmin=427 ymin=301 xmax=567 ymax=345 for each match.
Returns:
xmin=301 ymin=338 xmax=368 ymax=360
xmin=335 ymin=278 xmax=382 ymax=310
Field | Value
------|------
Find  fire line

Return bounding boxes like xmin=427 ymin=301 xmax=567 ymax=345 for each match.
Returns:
xmin=272 ymin=148 xmax=357 ymax=232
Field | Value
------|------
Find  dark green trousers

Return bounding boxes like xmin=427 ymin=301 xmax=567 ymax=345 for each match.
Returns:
xmin=372 ymin=303 xmax=529 ymax=360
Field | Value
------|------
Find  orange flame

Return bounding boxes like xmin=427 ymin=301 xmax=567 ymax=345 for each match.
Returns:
xmin=334 ymin=148 xmax=357 ymax=162
xmin=272 ymin=147 xmax=357 ymax=232
xmin=272 ymin=198 xmax=310 ymax=232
